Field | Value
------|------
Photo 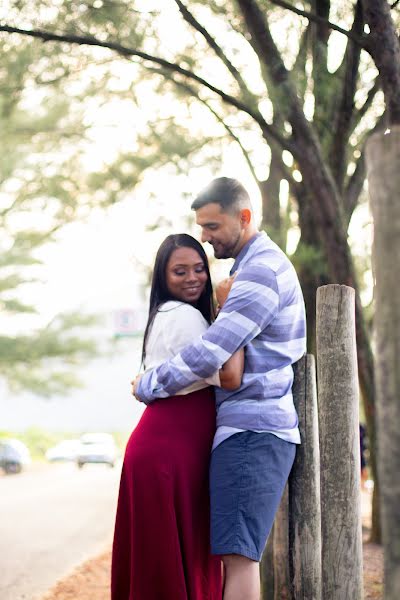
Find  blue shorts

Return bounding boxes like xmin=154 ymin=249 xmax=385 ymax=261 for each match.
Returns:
xmin=209 ymin=431 xmax=296 ymax=561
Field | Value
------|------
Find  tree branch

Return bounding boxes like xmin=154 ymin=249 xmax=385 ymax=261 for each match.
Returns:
xmin=350 ymin=75 xmax=380 ymax=133
xmin=235 ymin=0 xmax=319 ymax=154
xmin=344 ymin=151 xmax=366 ymax=221
xmin=268 ymin=0 xmax=367 ymax=48
xmin=0 ymin=23 xmax=293 ymax=152
xmin=344 ymin=110 xmax=387 ymax=220
xmin=148 ymin=68 xmax=260 ymax=183
xmin=173 ymin=0 xmax=254 ymax=103
xmin=329 ymin=0 xmax=364 ymax=190
xmin=290 ymin=21 xmax=311 ymax=104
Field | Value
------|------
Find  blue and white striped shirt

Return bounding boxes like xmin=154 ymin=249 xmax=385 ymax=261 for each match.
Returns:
xmin=136 ymin=232 xmax=306 ymax=446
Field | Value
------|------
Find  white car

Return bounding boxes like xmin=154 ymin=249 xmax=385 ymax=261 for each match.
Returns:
xmin=45 ymin=439 xmax=81 ymax=462
xmin=76 ymin=433 xmax=117 ymax=468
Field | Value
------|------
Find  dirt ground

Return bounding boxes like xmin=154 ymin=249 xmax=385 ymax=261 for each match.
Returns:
xmin=39 ymin=489 xmax=383 ymax=600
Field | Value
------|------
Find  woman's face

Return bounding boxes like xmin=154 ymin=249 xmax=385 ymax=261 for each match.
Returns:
xmin=166 ymin=246 xmax=209 ymax=304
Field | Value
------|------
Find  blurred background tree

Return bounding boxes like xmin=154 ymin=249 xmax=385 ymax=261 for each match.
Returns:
xmin=2 ymin=0 xmax=399 ymax=540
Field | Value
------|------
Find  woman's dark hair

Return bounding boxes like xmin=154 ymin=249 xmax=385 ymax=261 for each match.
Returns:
xmin=141 ymin=233 xmax=215 ymax=367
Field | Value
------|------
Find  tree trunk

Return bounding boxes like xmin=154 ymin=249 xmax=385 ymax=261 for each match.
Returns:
xmin=260 ymin=141 xmax=284 ymax=249
xmin=295 ymin=184 xmax=329 ymax=355
xmin=366 ymin=126 xmax=400 ymax=599
xmin=362 ymin=0 xmax=400 ymax=125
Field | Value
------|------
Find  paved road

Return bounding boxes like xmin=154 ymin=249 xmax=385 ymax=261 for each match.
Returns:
xmin=0 ymin=461 xmax=122 ymax=600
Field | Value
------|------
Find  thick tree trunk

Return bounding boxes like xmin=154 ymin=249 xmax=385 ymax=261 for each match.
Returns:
xmin=295 ymin=185 xmax=329 ymax=354
xmin=363 ymin=0 xmax=400 ymax=125
xmin=366 ymin=126 xmax=400 ymax=599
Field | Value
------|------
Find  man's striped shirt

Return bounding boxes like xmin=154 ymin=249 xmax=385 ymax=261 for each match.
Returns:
xmin=136 ymin=232 xmax=307 ymax=446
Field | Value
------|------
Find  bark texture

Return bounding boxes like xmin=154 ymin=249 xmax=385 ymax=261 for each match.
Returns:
xmin=366 ymin=126 xmax=400 ymax=599
xmin=363 ymin=0 xmax=400 ymax=125
xmin=316 ymin=285 xmax=364 ymax=600
xmin=289 ymin=354 xmax=322 ymax=600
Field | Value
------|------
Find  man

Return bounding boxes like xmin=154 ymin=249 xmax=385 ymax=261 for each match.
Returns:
xmin=134 ymin=177 xmax=306 ymax=600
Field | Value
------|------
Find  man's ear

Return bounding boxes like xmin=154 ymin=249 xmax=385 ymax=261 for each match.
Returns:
xmin=240 ymin=208 xmax=251 ymax=226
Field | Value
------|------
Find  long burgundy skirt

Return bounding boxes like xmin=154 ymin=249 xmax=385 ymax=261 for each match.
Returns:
xmin=111 ymin=387 xmax=222 ymax=600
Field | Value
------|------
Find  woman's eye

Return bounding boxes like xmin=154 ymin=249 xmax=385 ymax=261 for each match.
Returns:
xmin=174 ymin=271 xmax=185 ymax=276
xmin=195 ymin=266 xmax=205 ymax=273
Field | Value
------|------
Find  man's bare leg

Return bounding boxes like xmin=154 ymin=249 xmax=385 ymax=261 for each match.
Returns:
xmin=222 ymin=554 xmax=260 ymax=600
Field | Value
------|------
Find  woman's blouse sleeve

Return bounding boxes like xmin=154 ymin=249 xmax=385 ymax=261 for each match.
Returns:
xmin=163 ymin=304 xmax=221 ymax=386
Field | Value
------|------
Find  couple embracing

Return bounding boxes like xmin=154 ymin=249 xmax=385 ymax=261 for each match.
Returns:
xmin=111 ymin=177 xmax=306 ymax=600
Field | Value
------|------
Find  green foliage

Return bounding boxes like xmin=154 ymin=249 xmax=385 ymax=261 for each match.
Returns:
xmin=0 ymin=312 xmax=101 ymax=396
xmin=291 ymin=242 xmax=328 ymax=279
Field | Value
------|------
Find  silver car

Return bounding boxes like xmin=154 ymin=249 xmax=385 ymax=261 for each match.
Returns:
xmin=76 ymin=433 xmax=117 ymax=468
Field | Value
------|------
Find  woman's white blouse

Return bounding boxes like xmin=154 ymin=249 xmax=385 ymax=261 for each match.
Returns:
xmin=144 ymin=301 xmax=220 ymax=394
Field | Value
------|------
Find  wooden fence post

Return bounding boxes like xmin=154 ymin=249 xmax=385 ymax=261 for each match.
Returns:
xmin=289 ymin=354 xmax=322 ymax=600
xmin=274 ymin=485 xmax=290 ymax=600
xmin=316 ymin=285 xmax=363 ymax=600
xmin=260 ymin=528 xmax=275 ymax=600
xmin=366 ymin=126 xmax=400 ymax=599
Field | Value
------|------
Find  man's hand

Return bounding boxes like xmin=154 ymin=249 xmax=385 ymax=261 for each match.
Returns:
xmin=131 ymin=374 xmax=143 ymax=401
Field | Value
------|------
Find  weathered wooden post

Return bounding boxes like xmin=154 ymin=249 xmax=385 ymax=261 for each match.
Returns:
xmin=273 ymin=485 xmax=290 ymax=600
xmin=260 ymin=529 xmax=275 ymax=600
xmin=288 ymin=354 xmax=322 ymax=600
xmin=316 ymin=285 xmax=363 ymax=600
xmin=366 ymin=126 xmax=400 ymax=599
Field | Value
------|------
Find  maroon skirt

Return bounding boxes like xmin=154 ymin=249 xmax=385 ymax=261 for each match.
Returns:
xmin=111 ymin=387 xmax=222 ymax=600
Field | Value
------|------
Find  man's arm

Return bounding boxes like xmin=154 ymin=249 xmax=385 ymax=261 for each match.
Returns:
xmin=136 ymin=264 xmax=279 ymax=404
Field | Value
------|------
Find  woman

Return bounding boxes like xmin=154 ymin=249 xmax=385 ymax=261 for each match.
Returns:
xmin=111 ymin=233 xmax=243 ymax=600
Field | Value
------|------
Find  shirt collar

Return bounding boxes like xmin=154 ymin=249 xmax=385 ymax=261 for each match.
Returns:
xmin=230 ymin=231 xmax=267 ymax=275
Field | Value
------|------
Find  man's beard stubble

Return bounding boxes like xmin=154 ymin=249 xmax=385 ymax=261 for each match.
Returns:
xmin=212 ymin=230 xmax=242 ymax=259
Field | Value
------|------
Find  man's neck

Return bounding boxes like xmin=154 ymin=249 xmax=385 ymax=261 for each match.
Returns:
xmin=233 ymin=229 xmax=259 ymax=258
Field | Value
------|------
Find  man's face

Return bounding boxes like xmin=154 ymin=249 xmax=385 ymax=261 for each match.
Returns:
xmin=195 ymin=202 xmax=243 ymax=259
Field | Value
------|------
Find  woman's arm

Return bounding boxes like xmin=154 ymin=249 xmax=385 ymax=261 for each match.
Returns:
xmin=219 ymin=347 xmax=244 ymax=390
xmin=215 ymin=274 xmax=244 ymax=390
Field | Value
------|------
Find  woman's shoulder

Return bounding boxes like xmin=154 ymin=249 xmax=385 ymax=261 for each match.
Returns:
xmin=157 ymin=300 xmax=186 ymax=312
xmin=154 ymin=301 xmax=208 ymax=331
xmin=158 ymin=300 xmax=202 ymax=316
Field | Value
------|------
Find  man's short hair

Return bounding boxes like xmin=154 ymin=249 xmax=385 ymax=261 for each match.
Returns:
xmin=191 ymin=177 xmax=252 ymax=214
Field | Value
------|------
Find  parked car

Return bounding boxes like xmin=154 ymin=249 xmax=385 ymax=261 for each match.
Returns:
xmin=45 ymin=439 xmax=81 ymax=462
xmin=76 ymin=433 xmax=117 ymax=468
xmin=0 ymin=439 xmax=31 ymax=474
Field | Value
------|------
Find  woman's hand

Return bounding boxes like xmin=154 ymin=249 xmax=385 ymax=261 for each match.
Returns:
xmin=216 ymin=273 xmax=236 ymax=309
xmin=131 ymin=375 xmax=143 ymax=400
